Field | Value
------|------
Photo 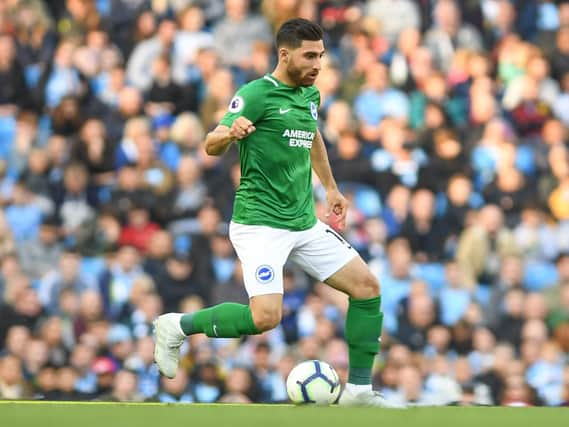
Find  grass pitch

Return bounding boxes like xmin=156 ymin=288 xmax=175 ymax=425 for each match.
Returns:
xmin=0 ymin=401 xmax=566 ymax=427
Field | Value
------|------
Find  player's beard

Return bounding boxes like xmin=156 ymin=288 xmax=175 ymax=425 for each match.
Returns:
xmin=287 ymin=61 xmax=316 ymax=87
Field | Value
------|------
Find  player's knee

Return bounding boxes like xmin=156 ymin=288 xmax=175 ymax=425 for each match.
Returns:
xmin=251 ymin=306 xmax=282 ymax=332
xmin=351 ymin=273 xmax=380 ymax=299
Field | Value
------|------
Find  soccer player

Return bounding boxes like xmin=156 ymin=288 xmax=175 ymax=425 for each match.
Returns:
xmin=154 ymin=18 xmax=400 ymax=407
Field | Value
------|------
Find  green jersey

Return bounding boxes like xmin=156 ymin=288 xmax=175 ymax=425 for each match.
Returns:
xmin=220 ymin=74 xmax=320 ymax=231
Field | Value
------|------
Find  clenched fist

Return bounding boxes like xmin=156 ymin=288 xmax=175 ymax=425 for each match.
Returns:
xmin=229 ymin=116 xmax=256 ymax=140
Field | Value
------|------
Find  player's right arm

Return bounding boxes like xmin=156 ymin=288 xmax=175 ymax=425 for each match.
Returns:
xmin=204 ymin=117 xmax=256 ymax=156
xmin=205 ymin=82 xmax=264 ymax=156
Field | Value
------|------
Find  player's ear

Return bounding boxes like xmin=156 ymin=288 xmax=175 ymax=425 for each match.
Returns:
xmin=279 ymin=47 xmax=290 ymax=63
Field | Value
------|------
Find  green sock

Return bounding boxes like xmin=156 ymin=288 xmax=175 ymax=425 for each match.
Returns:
xmin=180 ymin=303 xmax=261 ymax=337
xmin=345 ymin=296 xmax=383 ymax=385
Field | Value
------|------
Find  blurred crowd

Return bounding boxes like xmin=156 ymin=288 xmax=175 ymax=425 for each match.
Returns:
xmin=1 ymin=0 xmax=569 ymax=407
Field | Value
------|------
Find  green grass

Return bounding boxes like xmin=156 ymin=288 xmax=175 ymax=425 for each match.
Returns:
xmin=0 ymin=401 xmax=567 ymax=427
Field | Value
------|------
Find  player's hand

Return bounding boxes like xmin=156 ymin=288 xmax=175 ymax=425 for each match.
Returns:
xmin=325 ymin=188 xmax=349 ymax=231
xmin=229 ymin=116 xmax=256 ymax=140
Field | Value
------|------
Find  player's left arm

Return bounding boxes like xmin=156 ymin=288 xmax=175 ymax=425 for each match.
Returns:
xmin=311 ymin=129 xmax=348 ymax=230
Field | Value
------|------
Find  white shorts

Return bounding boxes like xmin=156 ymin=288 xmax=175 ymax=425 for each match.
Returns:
xmin=229 ymin=220 xmax=359 ymax=297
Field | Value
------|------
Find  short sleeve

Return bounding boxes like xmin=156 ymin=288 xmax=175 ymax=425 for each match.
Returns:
xmin=313 ymin=86 xmax=321 ymax=108
xmin=219 ymin=83 xmax=265 ymax=127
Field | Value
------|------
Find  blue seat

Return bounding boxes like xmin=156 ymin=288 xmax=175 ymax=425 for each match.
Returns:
xmin=0 ymin=116 xmax=16 ymax=159
xmin=475 ymin=285 xmax=492 ymax=307
xmin=413 ymin=263 xmax=446 ymax=296
xmin=439 ymin=288 xmax=471 ymax=326
xmin=80 ymin=257 xmax=107 ymax=287
xmin=523 ymin=261 xmax=559 ymax=291
xmin=339 ymin=182 xmax=382 ymax=218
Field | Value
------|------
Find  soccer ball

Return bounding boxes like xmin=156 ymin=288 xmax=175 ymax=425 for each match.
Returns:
xmin=286 ymin=360 xmax=341 ymax=405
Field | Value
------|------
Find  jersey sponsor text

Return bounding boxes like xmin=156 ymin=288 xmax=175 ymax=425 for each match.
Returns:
xmin=283 ymin=129 xmax=314 ymax=148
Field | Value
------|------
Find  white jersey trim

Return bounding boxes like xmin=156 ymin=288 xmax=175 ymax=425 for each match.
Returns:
xmin=263 ymin=75 xmax=279 ymax=87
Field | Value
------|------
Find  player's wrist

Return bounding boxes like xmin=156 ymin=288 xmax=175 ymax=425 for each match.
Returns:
xmin=324 ymin=184 xmax=339 ymax=193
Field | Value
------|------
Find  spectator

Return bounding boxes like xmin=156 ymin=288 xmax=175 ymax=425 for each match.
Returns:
xmin=155 ymin=253 xmax=204 ymax=313
xmin=105 ymin=86 xmax=144 ymax=143
xmin=55 ymin=162 xmax=97 ymax=241
xmin=0 ymin=354 xmax=32 ymax=399
xmin=395 ymin=293 xmax=437 ymax=352
xmin=456 ymin=204 xmax=518 ymax=288
xmin=424 ymin=0 xmax=483 ymax=72
xmin=17 ymin=215 xmax=62 ymax=281
xmin=393 ymin=363 xmax=433 ymax=406
xmin=146 ymin=54 xmax=182 ymax=117
xmin=140 ymin=230 xmax=171 ymax=280
xmin=1 ymin=325 xmax=30 ymax=360
xmin=90 ymin=355 xmax=117 ymax=399
xmin=0 ymin=33 xmax=30 ymax=112
xmin=126 ymin=16 xmax=179 ymax=92
xmin=328 ymin=130 xmax=376 ymax=189
xmin=550 ymin=26 xmax=569 ymax=82
xmin=168 ymin=156 xmax=208 ymax=222
xmin=400 ymin=188 xmax=448 ymax=262
xmin=219 ymin=366 xmax=259 ymax=403
xmin=98 ymin=369 xmax=143 ymax=402
xmin=354 ymin=62 xmax=409 ymax=142
xmin=192 ymin=361 xmax=223 ymax=403
xmin=381 ymin=185 xmax=411 ymax=238
xmin=173 ymin=5 xmax=214 ymax=85
xmin=39 ymin=316 xmax=70 ymax=367
xmin=199 ymin=67 xmax=235 ymax=131
xmin=252 ymin=342 xmax=287 ymax=403
xmin=107 ymin=166 xmax=156 ymax=222
xmin=495 ymin=288 xmax=526 ymax=350
xmin=124 ymin=336 xmax=160 ymax=399
xmin=365 ymin=0 xmax=420 ymax=45
xmin=212 ymin=0 xmax=272 ymax=71
xmin=545 ymin=252 xmax=569 ymax=309
xmin=4 ymin=180 xmax=44 ymax=243
xmin=118 ymin=205 xmax=160 ymax=253
xmin=371 ymin=119 xmax=425 ymax=193
xmin=69 ymin=343 xmax=97 ymax=396
xmin=98 ymin=245 xmax=144 ymax=321
xmin=513 ymin=205 xmax=558 ymax=262
xmin=155 ymin=367 xmax=194 ymax=403
xmin=21 ymin=148 xmax=51 ymax=198
xmin=33 ymin=364 xmax=59 ymax=400
xmin=439 ymin=261 xmax=472 ymax=326
xmin=72 ymin=118 xmax=116 ymax=186
xmin=0 ymin=287 xmax=44 ymax=349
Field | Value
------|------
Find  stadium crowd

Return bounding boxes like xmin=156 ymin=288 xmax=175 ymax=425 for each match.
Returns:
xmin=1 ymin=0 xmax=569 ymax=407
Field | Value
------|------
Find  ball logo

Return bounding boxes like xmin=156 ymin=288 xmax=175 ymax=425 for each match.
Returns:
xmin=310 ymin=101 xmax=318 ymax=120
xmin=228 ymin=96 xmax=244 ymax=113
xmin=255 ymin=265 xmax=274 ymax=284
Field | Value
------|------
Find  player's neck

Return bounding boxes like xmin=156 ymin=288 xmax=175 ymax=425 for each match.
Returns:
xmin=270 ymin=67 xmax=298 ymax=88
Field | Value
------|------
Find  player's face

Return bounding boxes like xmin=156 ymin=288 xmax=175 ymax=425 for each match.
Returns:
xmin=285 ymin=40 xmax=325 ymax=87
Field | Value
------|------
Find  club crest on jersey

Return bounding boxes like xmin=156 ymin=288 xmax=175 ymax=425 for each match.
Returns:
xmin=228 ymin=96 xmax=244 ymax=113
xmin=310 ymin=101 xmax=318 ymax=120
xmin=255 ymin=265 xmax=274 ymax=284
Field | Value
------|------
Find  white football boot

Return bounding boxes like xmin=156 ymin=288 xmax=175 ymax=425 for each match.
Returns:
xmin=338 ymin=387 xmax=406 ymax=408
xmin=153 ymin=313 xmax=186 ymax=378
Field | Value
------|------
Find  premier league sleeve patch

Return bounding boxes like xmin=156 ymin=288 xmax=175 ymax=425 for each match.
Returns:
xmin=255 ymin=265 xmax=275 ymax=284
xmin=228 ymin=95 xmax=245 ymax=113
xmin=310 ymin=101 xmax=318 ymax=120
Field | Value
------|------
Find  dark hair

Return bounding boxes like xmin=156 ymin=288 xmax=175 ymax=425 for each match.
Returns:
xmin=276 ymin=18 xmax=323 ymax=48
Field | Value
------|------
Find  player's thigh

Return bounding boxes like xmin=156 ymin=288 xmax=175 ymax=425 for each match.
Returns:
xmin=324 ymin=255 xmax=380 ymax=299
xmin=288 ymin=220 xmax=359 ymax=285
xmin=229 ymin=221 xmax=294 ymax=297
